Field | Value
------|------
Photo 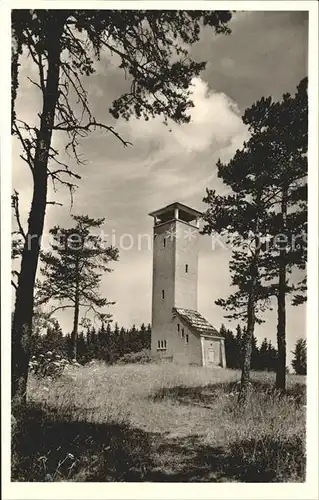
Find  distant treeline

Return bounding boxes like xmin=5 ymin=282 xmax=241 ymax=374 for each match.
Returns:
xmin=30 ymin=320 xmax=279 ymax=371
xmin=30 ymin=321 xmax=152 ymax=364
xmin=220 ymin=324 xmax=278 ymax=372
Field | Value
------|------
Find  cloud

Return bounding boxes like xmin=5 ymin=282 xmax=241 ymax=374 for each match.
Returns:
xmin=191 ymin=11 xmax=308 ymax=112
xmin=121 ymin=77 xmax=248 ymax=156
xmin=88 ymin=76 xmax=249 ymax=211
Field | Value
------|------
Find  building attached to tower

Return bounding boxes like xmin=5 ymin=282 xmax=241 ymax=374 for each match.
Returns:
xmin=149 ymin=202 xmax=226 ymax=368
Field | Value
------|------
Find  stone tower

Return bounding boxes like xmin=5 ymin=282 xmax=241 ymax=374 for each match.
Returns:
xmin=149 ymin=201 xmax=226 ymax=367
xmin=149 ymin=202 xmax=201 ymax=359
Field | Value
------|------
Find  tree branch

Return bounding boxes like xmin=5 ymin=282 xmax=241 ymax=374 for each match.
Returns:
xmin=11 ymin=279 xmax=18 ymax=290
xmin=53 ymin=120 xmax=132 ymax=147
xmin=13 ymin=122 xmax=34 ymax=173
xmin=11 ymin=190 xmax=26 ymax=240
xmin=47 ymin=304 xmax=75 ymax=315
xmin=46 ymin=201 xmax=63 ymax=206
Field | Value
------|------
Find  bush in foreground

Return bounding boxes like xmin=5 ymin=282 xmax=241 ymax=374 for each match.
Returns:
xmin=29 ymin=351 xmax=81 ymax=379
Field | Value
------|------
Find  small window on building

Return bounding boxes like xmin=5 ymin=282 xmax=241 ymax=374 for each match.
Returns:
xmin=185 ymin=264 xmax=188 ymax=273
xmin=181 ymin=328 xmax=184 ymax=339
xmin=185 ymin=334 xmax=189 ymax=344
xmin=163 ymin=238 xmax=166 ymax=248
xmin=157 ymin=340 xmax=167 ymax=351
xmin=177 ymin=323 xmax=180 ymax=332
xmin=162 ymin=290 xmax=165 ymax=299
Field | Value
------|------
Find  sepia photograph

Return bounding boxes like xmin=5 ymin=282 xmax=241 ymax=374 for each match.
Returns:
xmin=2 ymin=1 xmax=318 ymax=497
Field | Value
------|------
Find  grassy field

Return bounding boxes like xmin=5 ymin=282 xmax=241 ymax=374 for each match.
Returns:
xmin=12 ymin=362 xmax=306 ymax=482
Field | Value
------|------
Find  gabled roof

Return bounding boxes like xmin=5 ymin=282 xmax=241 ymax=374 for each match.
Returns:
xmin=174 ymin=308 xmax=222 ymax=339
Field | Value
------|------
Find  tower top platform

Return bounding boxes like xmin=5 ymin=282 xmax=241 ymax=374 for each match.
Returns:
xmin=149 ymin=201 xmax=202 ymax=225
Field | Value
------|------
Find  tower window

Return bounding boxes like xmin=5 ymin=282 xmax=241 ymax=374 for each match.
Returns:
xmin=163 ymin=238 xmax=166 ymax=248
xmin=162 ymin=290 xmax=165 ymax=299
xmin=157 ymin=340 xmax=161 ymax=349
xmin=164 ymin=340 xmax=167 ymax=349
xmin=181 ymin=328 xmax=184 ymax=339
xmin=185 ymin=264 xmax=188 ymax=273
xmin=185 ymin=334 xmax=189 ymax=344
xmin=177 ymin=323 xmax=180 ymax=332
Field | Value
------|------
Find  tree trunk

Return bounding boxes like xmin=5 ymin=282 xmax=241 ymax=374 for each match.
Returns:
xmin=70 ymin=256 xmax=80 ymax=360
xmin=70 ymin=256 xmax=80 ymax=359
xmin=70 ymin=303 xmax=79 ymax=361
xmin=11 ymin=21 xmax=63 ymax=410
xmin=276 ymin=187 xmax=288 ymax=391
xmin=239 ymin=233 xmax=260 ymax=401
xmin=239 ymin=291 xmax=256 ymax=399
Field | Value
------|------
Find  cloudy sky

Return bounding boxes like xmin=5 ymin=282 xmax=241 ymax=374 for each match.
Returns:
xmin=13 ymin=10 xmax=308 ymax=364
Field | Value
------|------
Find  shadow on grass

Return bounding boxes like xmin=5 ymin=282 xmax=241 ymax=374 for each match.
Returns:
xmin=12 ymin=403 xmax=153 ymax=482
xmin=12 ymin=379 xmax=306 ymax=483
xmin=147 ymin=380 xmax=305 ymax=482
xmin=150 ymin=379 xmax=306 ymax=407
xmin=146 ymin=433 xmax=305 ymax=482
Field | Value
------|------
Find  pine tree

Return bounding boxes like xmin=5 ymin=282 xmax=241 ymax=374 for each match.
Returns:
xmin=114 ymin=323 xmax=124 ymax=358
xmin=251 ymin=78 xmax=308 ymax=389
xmin=203 ymin=189 xmax=270 ymax=396
xmin=129 ymin=324 xmax=139 ymax=353
xmin=259 ymin=338 xmax=269 ymax=371
xmin=139 ymin=323 xmax=147 ymax=351
xmin=64 ymin=334 xmax=73 ymax=359
xmin=45 ymin=319 xmax=64 ymax=355
xmin=250 ymin=334 xmax=260 ymax=371
xmin=36 ymin=215 xmax=118 ymax=360
xmin=291 ymin=338 xmax=307 ymax=375
xmin=99 ymin=321 xmax=114 ymax=364
xmin=267 ymin=340 xmax=278 ymax=372
xmin=202 ymin=78 xmax=307 ymax=395
xmin=220 ymin=324 xmax=237 ymax=369
xmin=77 ymin=331 xmax=87 ymax=363
xmin=29 ymin=307 xmax=55 ymax=355
xmin=88 ymin=327 xmax=97 ymax=360
xmin=146 ymin=324 xmax=152 ymax=350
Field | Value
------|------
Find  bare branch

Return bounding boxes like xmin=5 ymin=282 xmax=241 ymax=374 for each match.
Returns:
xmin=11 ymin=190 xmax=26 ymax=240
xmin=53 ymin=120 xmax=132 ymax=147
xmin=46 ymin=201 xmax=63 ymax=206
xmin=13 ymin=122 xmax=34 ymax=173
xmin=27 ymin=76 xmax=42 ymax=91
xmin=49 ymin=168 xmax=81 ymax=180
xmin=26 ymin=29 xmax=46 ymax=93
xmin=46 ymin=304 xmax=75 ymax=316
xmin=11 ymin=280 xmax=18 ymax=290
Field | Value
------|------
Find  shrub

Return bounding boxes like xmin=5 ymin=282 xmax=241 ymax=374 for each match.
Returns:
xmin=29 ymin=351 xmax=71 ymax=379
xmin=117 ymin=349 xmax=152 ymax=365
